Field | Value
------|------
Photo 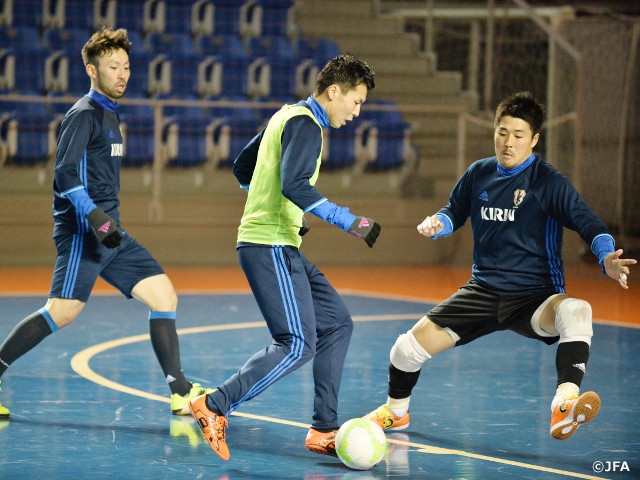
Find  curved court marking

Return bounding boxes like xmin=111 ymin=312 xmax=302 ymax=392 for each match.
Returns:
xmin=70 ymin=314 xmax=607 ymax=480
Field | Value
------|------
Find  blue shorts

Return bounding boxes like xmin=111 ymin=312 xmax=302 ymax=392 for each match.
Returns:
xmin=49 ymin=229 xmax=164 ymax=302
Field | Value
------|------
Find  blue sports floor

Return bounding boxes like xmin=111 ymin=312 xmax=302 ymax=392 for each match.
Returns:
xmin=0 ymin=291 xmax=638 ymax=479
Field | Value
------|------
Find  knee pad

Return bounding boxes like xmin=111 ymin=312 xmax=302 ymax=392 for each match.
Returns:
xmin=390 ymin=330 xmax=431 ymax=373
xmin=556 ymin=298 xmax=593 ymax=346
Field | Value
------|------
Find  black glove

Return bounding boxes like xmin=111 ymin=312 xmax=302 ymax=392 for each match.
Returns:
xmin=87 ymin=208 xmax=121 ymax=248
xmin=348 ymin=216 xmax=381 ymax=248
xmin=299 ymin=216 xmax=310 ymax=236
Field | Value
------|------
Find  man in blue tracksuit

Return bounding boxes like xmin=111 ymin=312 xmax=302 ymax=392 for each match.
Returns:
xmin=189 ymin=54 xmax=381 ymax=461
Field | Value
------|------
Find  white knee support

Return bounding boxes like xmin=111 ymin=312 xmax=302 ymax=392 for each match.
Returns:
xmin=556 ymin=298 xmax=593 ymax=346
xmin=390 ymin=330 xmax=431 ymax=372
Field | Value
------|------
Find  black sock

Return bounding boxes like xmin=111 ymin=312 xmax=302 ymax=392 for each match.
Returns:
xmin=149 ymin=315 xmax=191 ymax=395
xmin=0 ymin=311 xmax=54 ymax=377
xmin=388 ymin=363 xmax=421 ymax=400
xmin=556 ymin=341 xmax=590 ymax=387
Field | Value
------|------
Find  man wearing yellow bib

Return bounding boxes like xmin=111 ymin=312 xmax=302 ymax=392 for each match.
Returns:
xmin=189 ymin=54 xmax=380 ymax=461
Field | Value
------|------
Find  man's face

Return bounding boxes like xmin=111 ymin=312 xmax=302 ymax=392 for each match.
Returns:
xmin=326 ymin=83 xmax=368 ymax=128
xmin=88 ymin=48 xmax=130 ymax=101
xmin=494 ymin=115 xmax=539 ymax=168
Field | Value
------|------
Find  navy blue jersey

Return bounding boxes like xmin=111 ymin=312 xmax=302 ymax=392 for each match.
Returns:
xmin=52 ymin=91 xmax=123 ymax=236
xmin=438 ymin=155 xmax=612 ymax=294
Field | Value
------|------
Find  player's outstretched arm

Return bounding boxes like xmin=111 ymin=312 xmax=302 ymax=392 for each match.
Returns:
xmin=309 ymin=200 xmax=381 ymax=247
xmin=603 ymin=249 xmax=637 ymax=289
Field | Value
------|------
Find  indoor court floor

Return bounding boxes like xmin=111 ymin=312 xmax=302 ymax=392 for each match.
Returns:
xmin=0 ymin=265 xmax=638 ymax=479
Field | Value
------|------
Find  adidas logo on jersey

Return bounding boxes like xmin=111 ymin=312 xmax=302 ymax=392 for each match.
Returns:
xmin=478 ymin=191 xmax=489 ymax=201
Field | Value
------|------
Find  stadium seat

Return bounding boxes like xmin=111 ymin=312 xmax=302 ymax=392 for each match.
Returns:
xmin=294 ymin=37 xmax=341 ymax=65
xmin=57 ymin=0 xmax=94 ymax=30
xmin=42 ymin=0 xmax=65 ymax=29
xmin=4 ymin=104 xmax=61 ymax=166
xmin=206 ymin=99 xmax=263 ymax=167
xmin=116 ymin=1 xmax=145 ymax=35
xmin=255 ymin=0 xmax=297 ymax=39
xmin=93 ymin=0 xmax=117 ymax=31
xmin=211 ymin=0 xmax=244 ymax=37
xmin=191 ymin=0 xmax=214 ymax=37
xmin=1 ymin=26 xmax=45 ymax=54
xmin=120 ymin=97 xmax=156 ymax=168
xmin=42 ymin=27 xmax=89 ymax=53
xmin=146 ymin=32 xmax=198 ymax=58
xmin=7 ymin=50 xmax=48 ymax=94
xmin=321 ymin=121 xmax=369 ymax=170
xmin=247 ymin=36 xmax=297 ymax=100
xmin=0 ymin=0 xmax=13 ymax=27
xmin=11 ymin=0 xmax=44 ymax=28
xmin=358 ymin=101 xmax=417 ymax=172
xmin=196 ymin=34 xmax=247 ymax=60
xmin=164 ymin=0 xmax=193 ymax=34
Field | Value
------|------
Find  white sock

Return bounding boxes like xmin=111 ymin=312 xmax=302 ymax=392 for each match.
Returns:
xmin=387 ymin=396 xmax=410 ymax=417
xmin=552 ymin=382 xmax=579 ymax=410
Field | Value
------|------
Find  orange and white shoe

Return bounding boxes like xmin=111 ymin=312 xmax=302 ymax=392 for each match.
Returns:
xmin=550 ymin=391 xmax=601 ymax=440
xmin=364 ymin=404 xmax=410 ymax=431
xmin=188 ymin=393 xmax=230 ymax=460
xmin=305 ymin=428 xmax=338 ymax=456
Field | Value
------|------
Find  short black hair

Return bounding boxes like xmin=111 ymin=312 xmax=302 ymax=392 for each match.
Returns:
xmin=315 ymin=54 xmax=375 ymax=95
xmin=494 ymin=91 xmax=545 ymax=136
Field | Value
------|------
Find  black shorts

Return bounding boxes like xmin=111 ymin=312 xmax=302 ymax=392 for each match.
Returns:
xmin=427 ymin=282 xmax=560 ymax=346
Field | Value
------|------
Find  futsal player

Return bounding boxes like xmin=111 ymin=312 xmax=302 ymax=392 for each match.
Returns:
xmin=365 ymin=91 xmax=636 ymax=440
xmin=188 ymin=54 xmax=381 ymax=461
xmin=0 ymin=27 xmax=212 ymax=418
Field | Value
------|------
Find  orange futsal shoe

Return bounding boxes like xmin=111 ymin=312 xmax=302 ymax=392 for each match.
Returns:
xmin=189 ymin=393 xmax=230 ymax=460
xmin=305 ymin=428 xmax=338 ymax=456
xmin=364 ymin=404 xmax=410 ymax=431
xmin=550 ymin=391 xmax=601 ymax=440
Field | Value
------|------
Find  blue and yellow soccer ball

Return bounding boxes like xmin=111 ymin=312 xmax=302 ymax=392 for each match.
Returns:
xmin=335 ymin=418 xmax=387 ymax=470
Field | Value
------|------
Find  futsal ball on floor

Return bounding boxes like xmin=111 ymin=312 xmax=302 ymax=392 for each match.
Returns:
xmin=335 ymin=418 xmax=387 ymax=470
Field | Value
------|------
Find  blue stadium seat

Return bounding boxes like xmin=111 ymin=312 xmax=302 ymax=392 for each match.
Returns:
xmin=42 ymin=27 xmax=89 ymax=53
xmin=191 ymin=0 xmax=215 ymax=37
xmin=60 ymin=0 xmax=94 ymax=30
xmin=116 ymin=1 xmax=145 ymax=34
xmin=211 ymin=0 xmax=243 ymax=36
xmin=294 ymin=37 xmax=341 ymax=65
xmin=247 ymin=36 xmax=297 ymax=100
xmin=11 ymin=0 xmax=44 ymax=28
xmin=206 ymin=99 xmax=263 ymax=167
xmin=255 ymin=0 xmax=296 ymax=38
xmin=146 ymin=32 xmax=198 ymax=58
xmin=9 ymin=50 xmax=48 ymax=94
xmin=160 ymin=102 xmax=220 ymax=168
xmin=1 ymin=26 xmax=45 ymax=54
xmin=359 ymin=101 xmax=416 ymax=171
xmin=4 ymin=104 xmax=59 ymax=166
xmin=164 ymin=0 xmax=193 ymax=34
xmin=247 ymin=35 xmax=294 ymax=61
xmin=196 ymin=34 xmax=247 ymax=60
xmin=120 ymin=97 xmax=156 ymax=168
xmin=165 ymin=56 xmax=202 ymax=98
